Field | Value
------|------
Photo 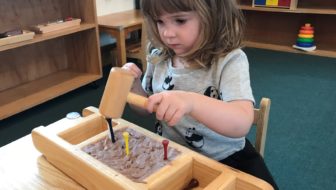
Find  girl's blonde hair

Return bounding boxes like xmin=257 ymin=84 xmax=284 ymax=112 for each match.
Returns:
xmin=141 ymin=0 xmax=245 ymax=67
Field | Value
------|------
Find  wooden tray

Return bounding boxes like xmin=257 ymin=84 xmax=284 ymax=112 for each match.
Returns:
xmin=32 ymin=106 xmax=273 ymax=190
xmin=0 ymin=30 xmax=34 ymax=47
xmin=30 ymin=18 xmax=81 ymax=34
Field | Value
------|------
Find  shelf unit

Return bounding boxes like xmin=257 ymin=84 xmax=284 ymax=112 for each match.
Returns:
xmin=0 ymin=0 xmax=102 ymax=120
xmin=237 ymin=0 xmax=336 ymax=58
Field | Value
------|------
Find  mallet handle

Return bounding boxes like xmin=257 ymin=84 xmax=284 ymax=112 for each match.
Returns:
xmin=127 ymin=92 xmax=149 ymax=109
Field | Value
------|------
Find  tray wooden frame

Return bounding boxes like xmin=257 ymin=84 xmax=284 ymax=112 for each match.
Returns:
xmin=31 ymin=106 xmax=273 ymax=190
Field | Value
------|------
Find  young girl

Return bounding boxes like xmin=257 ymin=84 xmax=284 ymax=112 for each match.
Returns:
xmin=122 ymin=0 xmax=277 ymax=189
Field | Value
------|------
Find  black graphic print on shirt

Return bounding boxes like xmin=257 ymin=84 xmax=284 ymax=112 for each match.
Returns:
xmin=146 ymin=77 xmax=153 ymax=93
xmin=185 ymin=127 xmax=204 ymax=148
xmin=155 ymin=121 xmax=162 ymax=136
xmin=204 ymin=86 xmax=221 ymax=100
xmin=156 ymin=122 xmax=205 ymax=149
xmin=162 ymin=75 xmax=174 ymax=90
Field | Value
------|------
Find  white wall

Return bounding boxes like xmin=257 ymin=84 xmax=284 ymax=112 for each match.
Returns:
xmin=96 ymin=0 xmax=134 ymax=16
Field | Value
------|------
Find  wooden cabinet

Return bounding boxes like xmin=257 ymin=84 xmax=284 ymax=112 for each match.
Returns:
xmin=0 ymin=0 xmax=102 ymax=120
xmin=237 ymin=0 xmax=336 ymax=58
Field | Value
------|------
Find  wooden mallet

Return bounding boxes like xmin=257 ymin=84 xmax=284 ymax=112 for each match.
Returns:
xmin=99 ymin=67 xmax=149 ymax=143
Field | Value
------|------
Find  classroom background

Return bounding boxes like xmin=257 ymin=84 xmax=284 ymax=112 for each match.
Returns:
xmin=1 ymin=1 xmax=335 ymax=190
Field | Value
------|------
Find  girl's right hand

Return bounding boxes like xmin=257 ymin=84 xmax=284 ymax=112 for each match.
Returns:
xmin=121 ymin=62 xmax=142 ymax=79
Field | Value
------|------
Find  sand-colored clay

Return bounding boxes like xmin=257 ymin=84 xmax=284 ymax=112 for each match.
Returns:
xmin=82 ymin=128 xmax=180 ymax=182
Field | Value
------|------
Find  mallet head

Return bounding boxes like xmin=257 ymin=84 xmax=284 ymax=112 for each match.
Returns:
xmin=99 ymin=67 xmax=134 ymax=119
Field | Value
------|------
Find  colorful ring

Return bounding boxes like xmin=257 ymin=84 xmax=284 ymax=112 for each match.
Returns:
xmin=298 ymin=34 xmax=314 ymax=38
xmin=301 ymin=25 xmax=314 ymax=30
xmin=296 ymin=42 xmax=314 ymax=47
xmin=297 ymin=38 xmax=314 ymax=43
xmin=299 ymin=29 xmax=314 ymax=34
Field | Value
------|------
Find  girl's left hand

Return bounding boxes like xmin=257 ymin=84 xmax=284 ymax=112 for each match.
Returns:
xmin=146 ymin=91 xmax=193 ymax=126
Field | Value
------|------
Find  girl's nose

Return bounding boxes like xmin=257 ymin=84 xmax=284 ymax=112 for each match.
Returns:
xmin=162 ymin=27 xmax=175 ymax=37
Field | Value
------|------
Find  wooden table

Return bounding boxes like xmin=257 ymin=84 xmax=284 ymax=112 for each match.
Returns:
xmin=0 ymin=118 xmax=85 ymax=190
xmin=98 ymin=10 xmax=143 ymax=67
xmin=0 ymin=114 xmax=273 ymax=190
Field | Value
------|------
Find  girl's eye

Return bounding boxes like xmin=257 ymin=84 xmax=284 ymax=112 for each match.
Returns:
xmin=176 ymin=19 xmax=187 ymax=25
xmin=156 ymin=19 xmax=164 ymax=25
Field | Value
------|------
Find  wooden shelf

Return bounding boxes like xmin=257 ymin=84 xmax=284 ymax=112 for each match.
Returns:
xmin=244 ymin=41 xmax=336 ymax=58
xmin=0 ymin=0 xmax=102 ymax=120
xmin=0 ymin=70 xmax=101 ymax=120
xmin=238 ymin=0 xmax=336 ymax=58
xmin=0 ymin=23 xmax=96 ymax=52
xmin=240 ymin=5 xmax=336 ymax=15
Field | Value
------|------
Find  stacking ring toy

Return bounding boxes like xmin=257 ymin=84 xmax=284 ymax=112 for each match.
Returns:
xmin=298 ymin=34 xmax=314 ymax=38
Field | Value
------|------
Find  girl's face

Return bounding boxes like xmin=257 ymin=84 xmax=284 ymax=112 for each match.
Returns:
xmin=156 ymin=11 xmax=201 ymax=56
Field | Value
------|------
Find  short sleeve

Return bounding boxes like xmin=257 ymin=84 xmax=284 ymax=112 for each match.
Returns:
xmin=218 ymin=50 xmax=255 ymax=104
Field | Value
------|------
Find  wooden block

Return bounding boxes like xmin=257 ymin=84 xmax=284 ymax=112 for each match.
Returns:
xmin=254 ymin=0 xmax=266 ymax=6
xmin=278 ymin=0 xmax=290 ymax=7
xmin=31 ymin=107 xmax=274 ymax=190
xmin=0 ymin=30 xmax=34 ymax=47
xmin=254 ymin=0 xmax=296 ymax=9
xmin=31 ymin=18 xmax=81 ymax=34
xmin=266 ymin=0 xmax=278 ymax=6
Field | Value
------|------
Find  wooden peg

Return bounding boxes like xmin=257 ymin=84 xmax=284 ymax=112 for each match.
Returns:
xmin=107 ymin=118 xmax=116 ymax=143
xmin=162 ymin=140 xmax=169 ymax=160
xmin=123 ymin=131 xmax=130 ymax=156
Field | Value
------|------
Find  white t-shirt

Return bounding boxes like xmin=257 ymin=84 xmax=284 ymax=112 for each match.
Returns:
xmin=142 ymin=49 xmax=255 ymax=160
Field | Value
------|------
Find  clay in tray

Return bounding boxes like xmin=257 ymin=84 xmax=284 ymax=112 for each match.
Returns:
xmin=82 ymin=128 xmax=181 ymax=183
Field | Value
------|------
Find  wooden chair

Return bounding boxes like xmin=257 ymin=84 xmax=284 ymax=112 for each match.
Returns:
xmin=126 ymin=22 xmax=147 ymax=72
xmin=253 ymin=97 xmax=271 ymax=158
